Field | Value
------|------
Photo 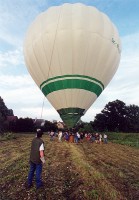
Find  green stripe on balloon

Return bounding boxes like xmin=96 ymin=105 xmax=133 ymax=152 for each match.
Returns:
xmin=40 ymin=74 xmax=104 ymax=90
xmin=41 ymin=78 xmax=103 ymax=97
xmin=57 ymin=107 xmax=85 ymax=128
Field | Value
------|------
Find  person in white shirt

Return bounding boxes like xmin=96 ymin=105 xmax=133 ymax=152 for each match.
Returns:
xmin=58 ymin=130 xmax=62 ymax=142
xmin=27 ymin=129 xmax=45 ymax=189
xmin=103 ymin=134 xmax=108 ymax=144
xmin=99 ymin=134 xmax=102 ymax=144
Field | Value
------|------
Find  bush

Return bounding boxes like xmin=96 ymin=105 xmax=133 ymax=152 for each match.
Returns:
xmin=0 ymin=132 xmax=17 ymax=141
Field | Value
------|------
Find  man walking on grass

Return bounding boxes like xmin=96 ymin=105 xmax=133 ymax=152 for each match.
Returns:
xmin=27 ymin=129 xmax=45 ymax=189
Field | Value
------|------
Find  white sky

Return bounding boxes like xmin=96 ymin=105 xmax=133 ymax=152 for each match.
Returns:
xmin=0 ymin=0 xmax=139 ymax=122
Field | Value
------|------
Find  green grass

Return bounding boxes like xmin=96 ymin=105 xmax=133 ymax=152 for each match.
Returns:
xmin=0 ymin=132 xmax=17 ymax=141
xmin=106 ymin=132 xmax=139 ymax=148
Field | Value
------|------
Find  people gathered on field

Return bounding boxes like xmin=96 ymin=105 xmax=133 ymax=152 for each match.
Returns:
xmin=49 ymin=130 xmax=108 ymax=144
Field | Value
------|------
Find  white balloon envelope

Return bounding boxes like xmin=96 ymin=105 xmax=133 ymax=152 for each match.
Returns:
xmin=23 ymin=3 xmax=121 ymax=128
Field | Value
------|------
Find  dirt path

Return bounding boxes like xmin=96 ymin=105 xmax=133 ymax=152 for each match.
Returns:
xmin=0 ymin=135 xmax=139 ymax=200
xmin=42 ymin=140 xmax=84 ymax=200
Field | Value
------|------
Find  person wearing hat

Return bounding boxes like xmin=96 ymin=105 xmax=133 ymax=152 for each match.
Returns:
xmin=27 ymin=129 xmax=45 ymax=189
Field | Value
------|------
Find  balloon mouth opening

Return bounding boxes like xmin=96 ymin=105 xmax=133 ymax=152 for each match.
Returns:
xmin=57 ymin=107 xmax=85 ymax=128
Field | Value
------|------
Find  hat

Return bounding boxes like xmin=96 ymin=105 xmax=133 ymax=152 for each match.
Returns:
xmin=36 ymin=129 xmax=43 ymax=137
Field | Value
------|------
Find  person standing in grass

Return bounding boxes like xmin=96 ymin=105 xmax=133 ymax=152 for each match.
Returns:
xmin=103 ymin=133 xmax=108 ymax=144
xmin=74 ymin=132 xmax=79 ymax=144
xmin=27 ymin=129 xmax=45 ymax=189
xmin=80 ymin=132 xmax=84 ymax=143
xmin=99 ymin=133 xmax=102 ymax=144
xmin=58 ymin=130 xmax=63 ymax=142
xmin=50 ymin=130 xmax=54 ymax=141
xmin=95 ymin=133 xmax=99 ymax=144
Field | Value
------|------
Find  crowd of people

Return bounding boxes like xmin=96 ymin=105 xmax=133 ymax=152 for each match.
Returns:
xmin=49 ymin=130 xmax=108 ymax=144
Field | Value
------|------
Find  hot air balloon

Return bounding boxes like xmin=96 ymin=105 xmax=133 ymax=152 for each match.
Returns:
xmin=23 ymin=3 xmax=121 ymax=128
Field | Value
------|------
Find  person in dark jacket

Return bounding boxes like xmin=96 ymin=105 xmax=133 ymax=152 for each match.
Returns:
xmin=27 ymin=129 xmax=45 ymax=189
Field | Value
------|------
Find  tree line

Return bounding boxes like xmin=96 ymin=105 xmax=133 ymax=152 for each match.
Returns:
xmin=0 ymin=97 xmax=14 ymax=133
xmin=8 ymin=118 xmax=58 ymax=133
xmin=91 ymin=100 xmax=139 ymax=133
xmin=0 ymin=96 xmax=57 ymax=133
xmin=0 ymin=96 xmax=139 ymax=133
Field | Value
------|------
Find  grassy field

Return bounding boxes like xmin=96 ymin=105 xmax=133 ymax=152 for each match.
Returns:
xmin=0 ymin=133 xmax=139 ymax=200
xmin=107 ymin=132 xmax=139 ymax=148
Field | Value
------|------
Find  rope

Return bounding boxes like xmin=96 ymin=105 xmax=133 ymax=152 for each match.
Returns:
xmin=40 ymin=96 xmax=45 ymax=119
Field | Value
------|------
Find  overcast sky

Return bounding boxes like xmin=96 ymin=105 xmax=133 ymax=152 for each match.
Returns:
xmin=0 ymin=0 xmax=139 ymax=122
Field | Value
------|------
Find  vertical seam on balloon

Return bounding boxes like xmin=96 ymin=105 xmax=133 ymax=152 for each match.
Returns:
xmin=71 ymin=4 xmax=74 ymax=114
xmin=38 ymin=13 xmax=48 ymax=83
xmin=56 ymin=37 xmax=69 ymax=111
xmin=85 ymin=7 xmax=97 ymax=112
xmin=39 ymin=13 xmax=52 ymax=100
xmin=75 ymin=5 xmax=83 ymax=116
xmin=82 ymin=6 xmax=92 ymax=114
xmin=80 ymin=9 xmax=92 ymax=113
xmin=52 ymin=7 xmax=65 ymax=111
xmin=46 ymin=6 xmax=62 ymax=81
xmin=57 ymin=6 xmax=68 ymax=111
xmin=53 ymin=43 xmax=63 ymax=109
xmin=87 ymin=11 xmax=104 ymax=112
xmin=48 ymin=41 xmax=63 ymax=110
xmin=55 ymin=4 xmax=69 ymax=111
xmin=97 ymin=13 xmax=107 ymax=84
xmin=86 ymin=12 xmax=105 ymax=111
xmin=85 ymin=13 xmax=103 ymax=111
xmin=30 ymin=16 xmax=46 ymax=87
xmin=46 ymin=6 xmax=63 ymax=110
xmin=40 ymin=12 xmax=51 ymax=92
xmin=31 ymin=41 xmax=45 ymax=87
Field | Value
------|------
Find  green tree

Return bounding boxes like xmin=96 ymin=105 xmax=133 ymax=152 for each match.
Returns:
xmin=90 ymin=113 xmax=107 ymax=132
xmin=43 ymin=120 xmax=57 ymax=132
xmin=74 ymin=121 xmax=94 ymax=133
xmin=92 ymin=100 xmax=127 ymax=132
xmin=126 ymin=105 xmax=139 ymax=132
xmin=0 ymin=112 xmax=5 ymax=134
xmin=0 ymin=97 xmax=13 ymax=117
xmin=15 ymin=118 xmax=34 ymax=132
xmin=0 ymin=97 xmax=14 ymax=133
